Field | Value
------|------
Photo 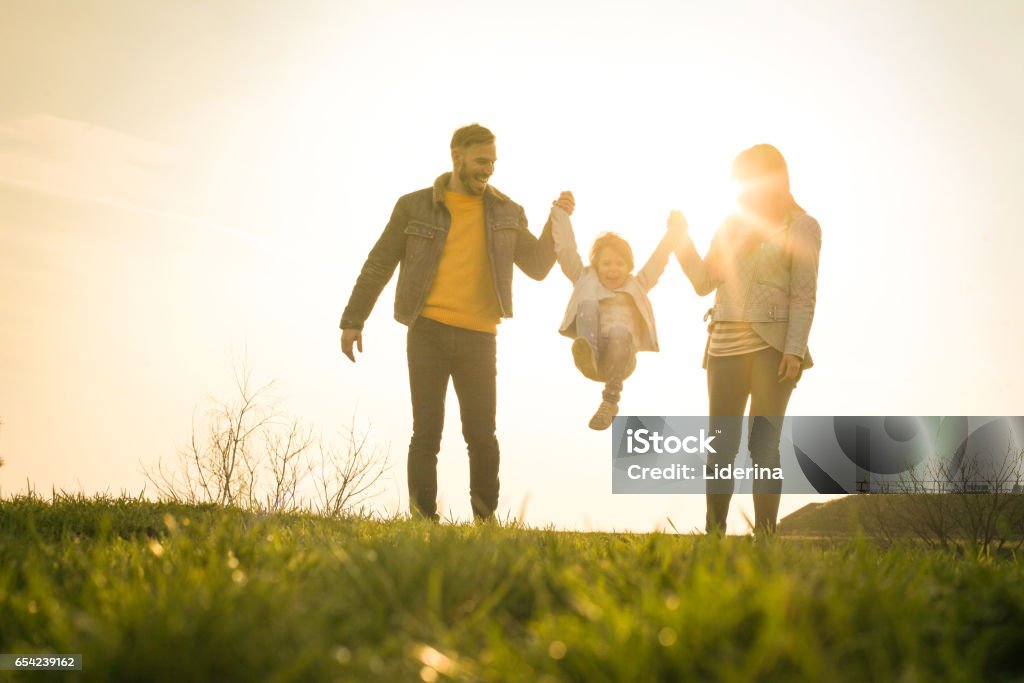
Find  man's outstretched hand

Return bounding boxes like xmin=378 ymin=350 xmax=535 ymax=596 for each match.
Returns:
xmin=552 ymin=191 xmax=575 ymax=215
xmin=341 ymin=329 xmax=363 ymax=362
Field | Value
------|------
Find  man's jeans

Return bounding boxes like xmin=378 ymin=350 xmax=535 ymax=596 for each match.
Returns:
xmin=705 ymin=347 xmax=800 ymax=535
xmin=575 ymin=299 xmax=636 ymax=403
xmin=406 ymin=317 xmax=499 ymax=521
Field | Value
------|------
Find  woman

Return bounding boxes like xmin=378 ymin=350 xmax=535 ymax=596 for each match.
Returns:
xmin=672 ymin=144 xmax=822 ymax=535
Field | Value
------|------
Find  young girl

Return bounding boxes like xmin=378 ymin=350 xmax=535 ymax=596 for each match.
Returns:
xmin=549 ymin=199 xmax=683 ymax=430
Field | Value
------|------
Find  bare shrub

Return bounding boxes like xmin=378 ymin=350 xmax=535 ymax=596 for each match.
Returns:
xmin=142 ymin=359 xmax=389 ymax=516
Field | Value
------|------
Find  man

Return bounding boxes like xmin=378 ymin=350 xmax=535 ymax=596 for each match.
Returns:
xmin=339 ymin=123 xmax=573 ymax=521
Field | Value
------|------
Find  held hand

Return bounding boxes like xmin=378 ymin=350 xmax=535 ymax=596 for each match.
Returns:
xmin=663 ymin=210 xmax=689 ymax=250
xmin=667 ymin=210 xmax=689 ymax=237
xmin=777 ymin=353 xmax=801 ymax=383
xmin=552 ymin=190 xmax=575 ymax=215
xmin=341 ymin=329 xmax=363 ymax=363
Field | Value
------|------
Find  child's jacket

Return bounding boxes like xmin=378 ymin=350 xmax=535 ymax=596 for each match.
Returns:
xmin=550 ymin=206 xmax=667 ymax=352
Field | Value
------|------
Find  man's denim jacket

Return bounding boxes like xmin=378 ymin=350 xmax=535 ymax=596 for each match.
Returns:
xmin=675 ymin=210 xmax=822 ymax=370
xmin=340 ymin=173 xmax=557 ymax=331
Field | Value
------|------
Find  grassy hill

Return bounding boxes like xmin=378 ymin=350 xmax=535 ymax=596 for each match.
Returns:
xmin=778 ymin=497 xmax=867 ymax=537
xmin=779 ymin=494 xmax=1024 ymax=544
xmin=1 ymin=494 xmax=1023 ymax=681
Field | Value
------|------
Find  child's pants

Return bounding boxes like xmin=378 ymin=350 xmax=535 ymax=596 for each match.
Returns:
xmin=575 ymin=300 xmax=637 ymax=403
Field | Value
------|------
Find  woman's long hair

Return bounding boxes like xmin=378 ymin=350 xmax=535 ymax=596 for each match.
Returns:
xmin=732 ymin=144 xmax=804 ymax=217
xmin=706 ymin=145 xmax=805 ymax=278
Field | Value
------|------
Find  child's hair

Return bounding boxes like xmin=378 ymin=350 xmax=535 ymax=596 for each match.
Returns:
xmin=589 ymin=232 xmax=635 ymax=271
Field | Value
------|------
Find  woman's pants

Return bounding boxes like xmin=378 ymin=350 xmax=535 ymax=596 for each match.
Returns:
xmin=706 ymin=347 xmax=799 ymax=534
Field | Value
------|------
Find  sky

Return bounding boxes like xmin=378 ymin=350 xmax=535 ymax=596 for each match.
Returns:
xmin=1 ymin=0 xmax=1022 ymax=532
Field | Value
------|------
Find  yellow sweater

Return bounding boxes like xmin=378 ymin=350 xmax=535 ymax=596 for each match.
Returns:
xmin=420 ymin=191 xmax=502 ymax=334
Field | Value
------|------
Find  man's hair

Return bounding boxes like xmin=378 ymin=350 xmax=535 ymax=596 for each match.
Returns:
xmin=451 ymin=123 xmax=496 ymax=150
xmin=589 ymin=232 xmax=635 ymax=272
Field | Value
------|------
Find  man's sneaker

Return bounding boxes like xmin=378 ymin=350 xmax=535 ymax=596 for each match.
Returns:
xmin=572 ymin=337 xmax=600 ymax=381
xmin=589 ymin=400 xmax=618 ymax=430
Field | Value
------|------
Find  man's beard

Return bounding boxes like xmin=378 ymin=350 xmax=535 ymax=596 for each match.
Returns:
xmin=459 ymin=166 xmax=486 ymax=196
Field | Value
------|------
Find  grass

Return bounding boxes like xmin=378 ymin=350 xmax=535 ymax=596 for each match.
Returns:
xmin=1 ymin=494 xmax=1023 ymax=682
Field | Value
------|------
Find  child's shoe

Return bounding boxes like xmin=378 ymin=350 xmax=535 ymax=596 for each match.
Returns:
xmin=572 ymin=337 xmax=600 ymax=381
xmin=588 ymin=400 xmax=618 ymax=430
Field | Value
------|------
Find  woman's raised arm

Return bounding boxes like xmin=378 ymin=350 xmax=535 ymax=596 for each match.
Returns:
xmin=673 ymin=211 xmax=724 ymax=296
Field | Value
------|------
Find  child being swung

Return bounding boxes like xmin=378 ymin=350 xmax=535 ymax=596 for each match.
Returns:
xmin=549 ymin=195 xmax=684 ymax=429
